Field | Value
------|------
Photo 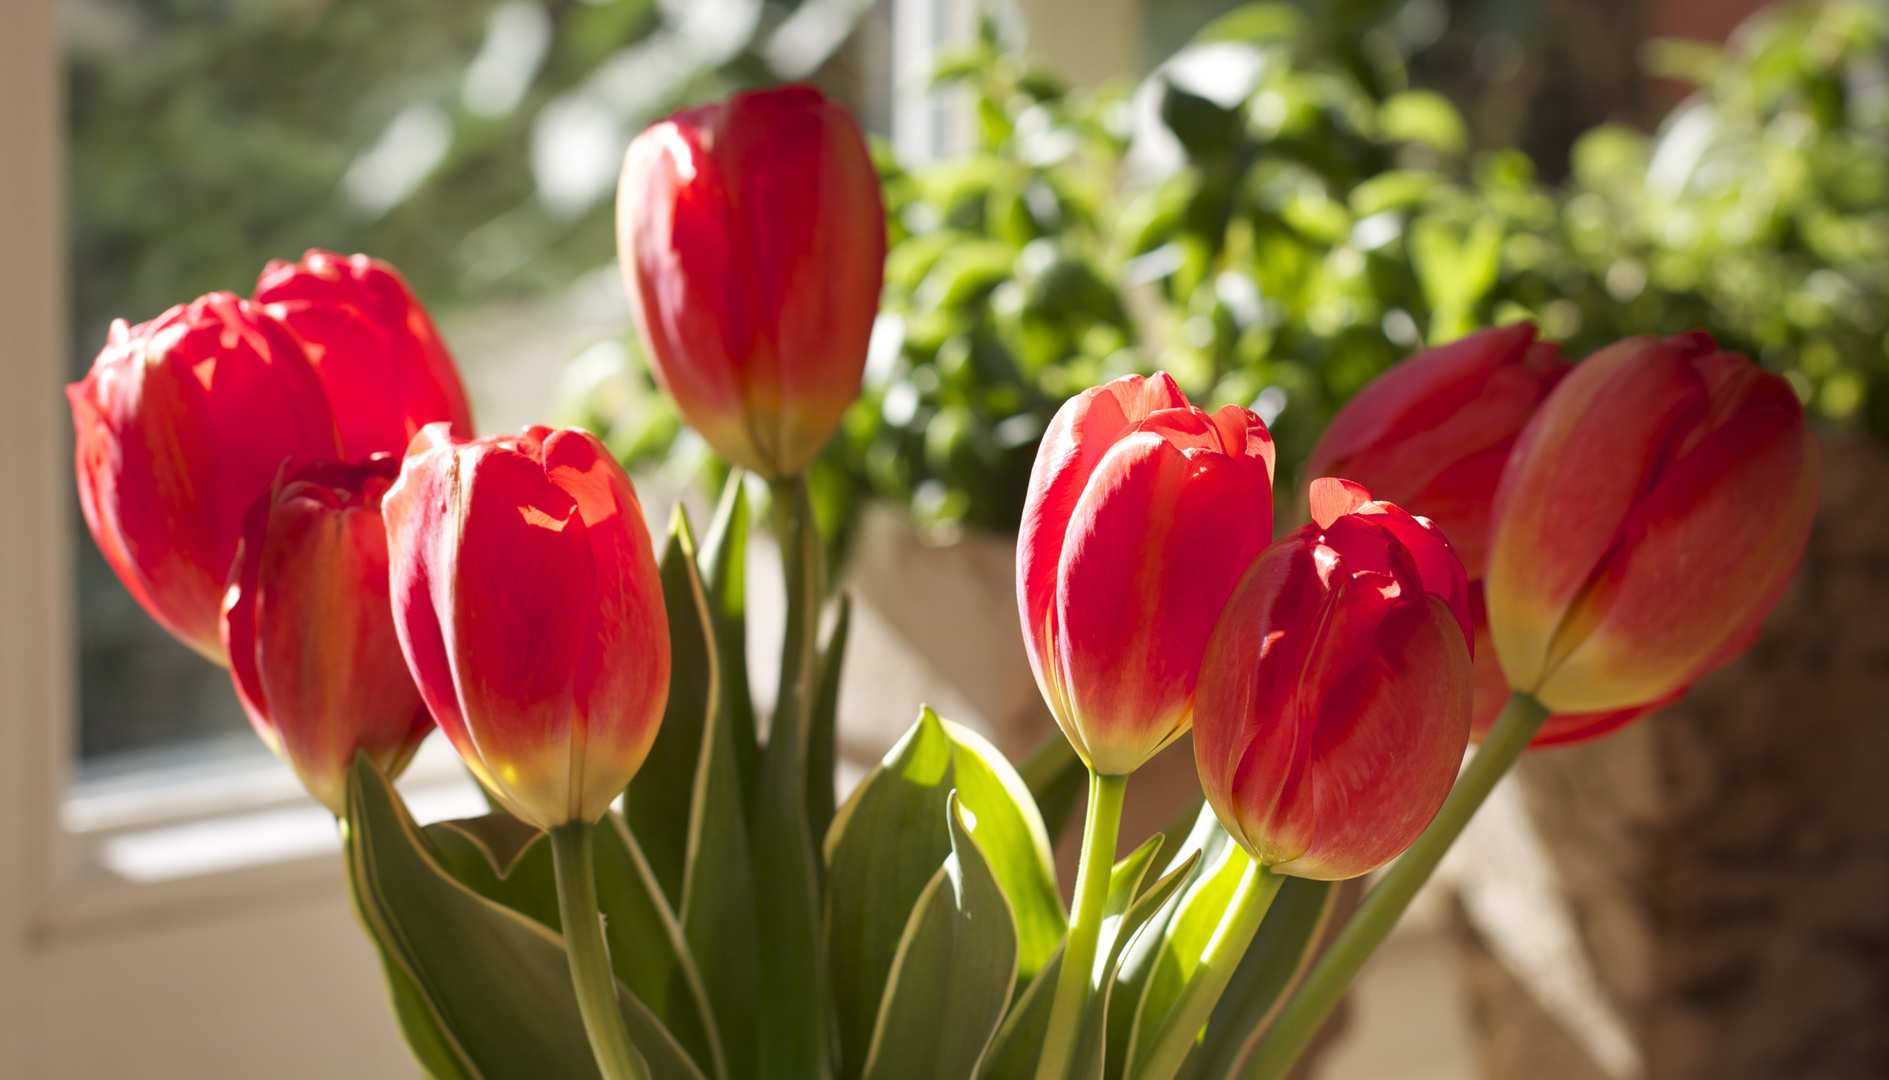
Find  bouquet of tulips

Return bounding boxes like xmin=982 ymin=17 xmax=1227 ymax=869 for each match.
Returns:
xmin=68 ymin=85 xmax=1821 ymax=1080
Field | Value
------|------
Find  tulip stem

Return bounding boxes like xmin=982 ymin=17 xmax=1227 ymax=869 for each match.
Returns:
xmin=1035 ymin=769 xmax=1129 ymax=1080
xmin=550 ymin=821 xmax=651 ymax=1080
xmin=1236 ymin=691 xmax=1550 ymax=1080
xmin=1131 ymin=856 xmax=1282 ymax=1080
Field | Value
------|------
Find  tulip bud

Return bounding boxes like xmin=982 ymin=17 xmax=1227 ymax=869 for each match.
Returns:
xmin=618 ymin=85 xmax=886 ymax=479
xmin=383 ymin=424 xmax=670 ymax=828
xmin=1017 ymin=373 xmax=1275 ymax=776
xmin=1486 ymin=333 xmax=1821 ymax=714
xmin=68 ymin=294 xmax=343 ymax=663
xmin=221 ymin=456 xmax=432 ymax=814
xmin=1194 ymin=479 xmax=1473 ymax=880
xmin=1305 ymin=323 xmax=1595 ymax=740
xmin=255 ymin=249 xmax=475 ymax=460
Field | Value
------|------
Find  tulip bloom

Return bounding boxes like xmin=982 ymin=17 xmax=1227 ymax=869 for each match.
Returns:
xmin=1307 ymin=324 xmax=1567 ymax=578
xmin=1194 ymin=479 xmax=1473 ymax=880
xmin=1018 ymin=373 xmax=1275 ymax=776
xmin=68 ymin=294 xmax=342 ymax=663
xmin=618 ymin=85 xmax=885 ymax=479
xmin=221 ymin=457 xmax=432 ymax=813
xmin=383 ymin=424 xmax=669 ymax=828
xmin=255 ymin=249 xmax=475 ymax=460
xmin=1302 ymin=323 xmax=1628 ymax=741
xmin=1486 ymin=333 xmax=1821 ymax=715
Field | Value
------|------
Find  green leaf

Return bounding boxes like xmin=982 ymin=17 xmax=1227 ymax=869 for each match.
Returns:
xmin=826 ymin=708 xmax=959 ymax=1080
xmin=915 ymin=240 xmax=1019 ymax=311
xmin=940 ymin=720 xmax=1066 ymax=982
xmin=1125 ymin=831 xmax=1249 ymax=1078
xmin=423 ymin=815 xmax=560 ymax=931
xmin=672 ymin=504 xmax=762 ymax=1080
xmin=596 ymin=814 xmax=727 ymax=1080
xmin=1194 ymin=2 xmax=1301 ymax=43
xmin=1068 ymin=842 xmax=1201 ymax=1080
xmin=859 ymin=793 xmax=1021 ymax=1080
xmin=627 ymin=505 xmax=722 ymax=907
xmin=808 ymin=591 xmax=852 ymax=852
xmin=753 ymin=475 xmax=833 ymax=1080
xmin=1378 ymin=91 xmax=1467 ymax=156
xmin=1017 ymin=732 xmax=1086 ymax=844
xmin=699 ymin=470 xmax=761 ymax=811
xmin=1348 ymin=170 xmax=1442 ymax=217
xmin=344 ymin=755 xmax=706 ymax=1080
xmin=1102 ymin=805 xmax=1231 ymax=1080
xmin=976 ymin=945 xmax=1065 ymax=1080
xmin=1182 ymin=878 xmax=1337 ymax=1080
xmin=370 ymin=930 xmax=480 ymax=1080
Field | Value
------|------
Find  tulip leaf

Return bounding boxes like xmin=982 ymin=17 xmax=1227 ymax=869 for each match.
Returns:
xmin=421 ymin=809 xmax=727 ymax=1080
xmin=1124 ymin=832 xmax=1250 ymax=1079
xmin=699 ymin=470 xmax=761 ymax=810
xmin=752 ymin=475 xmax=833 ymax=1080
xmin=597 ymin=813 xmax=728 ymax=1080
xmin=345 ymin=755 xmax=707 ymax=1080
xmin=1068 ymin=841 xmax=1202 ymax=1080
xmin=983 ymin=837 xmax=1195 ymax=1080
xmin=939 ymin=719 xmax=1066 ymax=982
xmin=371 ymin=927 xmax=481 ymax=1080
xmin=807 ymin=591 xmax=851 ymax=853
xmin=826 ymin=708 xmax=959 ymax=1080
xmin=1105 ymin=805 xmax=1236 ymax=1080
xmin=858 ymin=793 xmax=1021 ymax=1080
xmin=625 ymin=505 xmax=722 ymax=908
xmin=1180 ymin=877 xmax=1337 ymax=1080
xmin=659 ymin=507 xmax=762 ymax=1080
xmin=424 ymin=815 xmax=560 ymax=931
xmin=975 ymin=945 xmax=1064 ymax=1080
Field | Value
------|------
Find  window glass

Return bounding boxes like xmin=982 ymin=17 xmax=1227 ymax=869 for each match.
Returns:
xmin=67 ymin=0 xmax=889 ymax=763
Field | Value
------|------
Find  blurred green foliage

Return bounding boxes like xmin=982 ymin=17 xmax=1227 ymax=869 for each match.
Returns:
xmin=567 ymin=0 xmax=1889 ymax=543
xmin=66 ymin=0 xmax=856 ymax=362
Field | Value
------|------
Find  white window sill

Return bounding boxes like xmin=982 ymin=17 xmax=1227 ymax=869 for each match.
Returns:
xmin=41 ymin=732 xmax=487 ymax=945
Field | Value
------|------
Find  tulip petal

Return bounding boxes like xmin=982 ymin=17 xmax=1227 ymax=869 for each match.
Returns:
xmin=1053 ymin=428 xmax=1271 ymax=774
xmin=257 ymin=250 xmax=474 ymax=460
xmin=1265 ymin=596 xmax=1469 ymax=880
xmin=1486 ymin=336 xmax=1708 ymax=693
xmin=1535 ymin=384 xmax=1819 ymax=712
xmin=1016 ymin=373 xmax=1188 ymax=734
xmin=444 ymin=443 xmax=594 ymax=824
xmin=543 ymin=429 xmax=670 ymax=821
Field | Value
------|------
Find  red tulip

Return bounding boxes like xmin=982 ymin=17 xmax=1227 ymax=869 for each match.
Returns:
xmin=255 ymin=250 xmax=475 ymax=460
xmin=1308 ymin=324 xmax=1568 ymax=578
xmin=1486 ymin=333 xmax=1821 ymax=714
xmin=1018 ymin=373 xmax=1275 ymax=776
xmin=221 ymin=456 xmax=432 ymax=813
xmin=383 ymin=424 xmax=670 ymax=828
xmin=618 ymin=85 xmax=885 ymax=479
xmin=68 ymin=294 xmax=342 ymax=663
xmin=1303 ymin=324 xmax=1646 ymax=742
xmin=1193 ymin=479 xmax=1473 ymax=880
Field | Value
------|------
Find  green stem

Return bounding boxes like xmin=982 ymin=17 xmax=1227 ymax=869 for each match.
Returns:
xmin=751 ymin=475 xmax=832 ymax=1079
xmin=1034 ymin=770 xmax=1129 ymax=1080
xmin=551 ymin=821 xmax=651 ymax=1080
xmin=1132 ymin=856 xmax=1282 ymax=1080
xmin=1238 ymin=691 xmax=1550 ymax=1080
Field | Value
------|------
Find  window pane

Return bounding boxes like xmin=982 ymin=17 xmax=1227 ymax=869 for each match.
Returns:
xmin=68 ymin=0 xmax=890 ymax=762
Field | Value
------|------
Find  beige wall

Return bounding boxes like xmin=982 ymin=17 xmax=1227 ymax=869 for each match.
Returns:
xmin=0 ymin=0 xmax=71 ymax=1070
xmin=1015 ymin=0 xmax=1140 ymax=87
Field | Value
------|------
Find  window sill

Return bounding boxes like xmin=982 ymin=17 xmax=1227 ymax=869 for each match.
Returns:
xmin=39 ymin=732 xmax=486 ymax=946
